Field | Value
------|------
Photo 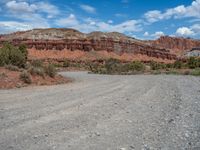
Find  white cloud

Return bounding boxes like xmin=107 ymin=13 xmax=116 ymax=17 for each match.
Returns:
xmin=0 ymin=20 xmax=50 ymax=34
xmin=80 ymin=4 xmax=96 ymax=14
xmin=6 ymin=1 xmax=59 ymax=17
xmin=0 ymin=0 xmax=59 ymax=33
xmin=173 ymin=24 xmax=200 ymax=37
xmin=105 ymin=20 xmax=142 ymax=33
xmin=176 ymin=27 xmax=194 ymax=36
xmin=108 ymin=20 xmax=113 ymax=24
xmin=144 ymin=10 xmax=163 ymax=23
xmin=56 ymin=14 xmax=79 ymax=26
xmin=152 ymin=31 xmax=165 ymax=38
xmin=6 ymin=1 xmax=37 ymax=13
xmin=56 ymin=14 xmax=142 ymax=33
xmin=0 ymin=21 xmax=31 ymax=32
xmin=144 ymin=32 xmax=149 ymax=36
xmin=142 ymin=31 xmax=165 ymax=39
xmin=145 ymin=0 xmax=200 ymax=23
xmin=191 ymin=24 xmax=200 ymax=32
xmin=36 ymin=2 xmax=59 ymax=17
xmin=0 ymin=0 xmax=58 ymax=34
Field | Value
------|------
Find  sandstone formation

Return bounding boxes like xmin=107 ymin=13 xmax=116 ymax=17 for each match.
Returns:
xmin=150 ymin=36 xmax=200 ymax=55
xmin=3 ymin=28 xmax=200 ymax=62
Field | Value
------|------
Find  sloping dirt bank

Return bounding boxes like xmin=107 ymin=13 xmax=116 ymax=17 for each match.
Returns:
xmin=0 ymin=72 xmax=200 ymax=149
xmin=0 ymin=67 xmax=71 ymax=89
xmin=28 ymin=49 xmax=175 ymax=64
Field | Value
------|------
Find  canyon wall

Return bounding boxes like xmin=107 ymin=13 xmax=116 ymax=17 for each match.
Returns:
xmin=151 ymin=36 xmax=200 ymax=54
xmin=0 ymin=38 xmax=177 ymax=60
xmin=5 ymin=29 xmax=200 ymax=62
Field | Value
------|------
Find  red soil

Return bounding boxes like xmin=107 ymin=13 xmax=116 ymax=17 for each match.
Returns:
xmin=0 ymin=67 xmax=23 ymax=89
xmin=0 ymin=67 xmax=71 ymax=89
xmin=28 ymin=49 xmax=174 ymax=64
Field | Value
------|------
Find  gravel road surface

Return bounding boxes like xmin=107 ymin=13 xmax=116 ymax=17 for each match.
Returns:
xmin=0 ymin=72 xmax=200 ymax=150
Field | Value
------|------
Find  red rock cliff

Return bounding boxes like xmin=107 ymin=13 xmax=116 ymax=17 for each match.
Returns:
xmin=151 ymin=36 xmax=200 ymax=55
xmin=0 ymin=29 xmax=185 ymax=61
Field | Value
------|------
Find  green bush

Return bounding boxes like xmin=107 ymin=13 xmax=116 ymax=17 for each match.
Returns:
xmin=89 ymin=63 xmax=100 ymax=73
xmin=18 ymin=44 xmax=28 ymax=59
xmin=166 ymin=70 xmax=179 ymax=75
xmin=173 ymin=60 xmax=183 ymax=69
xmin=190 ymin=68 xmax=200 ymax=76
xmin=45 ymin=64 xmax=56 ymax=78
xmin=129 ymin=61 xmax=145 ymax=71
xmin=150 ymin=61 xmax=163 ymax=70
xmin=20 ymin=71 xmax=32 ymax=84
xmin=53 ymin=63 xmax=63 ymax=68
xmin=29 ymin=66 xmax=45 ymax=77
xmin=5 ymin=65 xmax=20 ymax=71
xmin=105 ymin=58 xmax=120 ymax=73
xmin=0 ymin=43 xmax=27 ymax=68
xmin=197 ymin=58 xmax=200 ymax=68
xmin=166 ymin=63 xmax=173 ymax=68
xmin=187 ymin=57 xmax=198 ymax=69
xmin=31 ymin=60 xmax=43 ymax=68
xmin=63 ymin=60 xmax=70 ymax=67
xmin=152 ymin=70 xmax=161 ymax=75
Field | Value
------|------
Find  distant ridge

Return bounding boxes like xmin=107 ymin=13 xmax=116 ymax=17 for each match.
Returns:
xmin=1 ymin=28 xmax=200 ymax=62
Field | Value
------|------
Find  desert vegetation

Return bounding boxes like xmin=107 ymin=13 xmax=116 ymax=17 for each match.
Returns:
xmin=0 ymin=42 xmax=27 ymax=68
xmin=0 ymin=43 xmax=70 ymax=89
xmin=46 ymin=56 xmax=200 ymax=76
xmin=88 ymin=58 xmax=200 ymax=76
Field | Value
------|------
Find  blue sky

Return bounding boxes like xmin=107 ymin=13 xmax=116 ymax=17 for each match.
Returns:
xmin=0 ymin=0 xmax=200 ymax=39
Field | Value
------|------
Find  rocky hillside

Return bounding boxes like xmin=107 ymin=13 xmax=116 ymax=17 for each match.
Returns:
xmin=1 ymin=28 xmax=199 ymax=62
xmin=1 ymin=28 xmax=139 ymax=41
xmin=150 ymin=36 xmax=200 ymax=55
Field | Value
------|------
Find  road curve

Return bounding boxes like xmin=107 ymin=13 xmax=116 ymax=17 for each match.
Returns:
xmin=0 ymin=72 xmax=200 ymax=150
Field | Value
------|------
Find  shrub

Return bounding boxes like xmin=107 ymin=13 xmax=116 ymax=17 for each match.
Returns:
xmin=63 ymin=60 xmax=70 ymax=67
xmin=190 ymin=68 xmax=200 ymax=76
xmin=29 ymin=67 xmax=45 ymax=77
xmin=152 ymin=70 xmax=161 ymax=75
xmin=150 ymin=61 xmax=163 ymax=70
xmin=31 ymin=59 xmax=43 ymax=68
xmin=0 ymin=43 xmax=27 ymax=68
xmin=173 ymin=60 xmax=183 ymax=69
xmin=183 ymin=70 xmax=191 ymax=75
xmin=187 ymin=57 xmax=198 ymax=69
xmin=89 ymin=63 xmax=100 ymax=73
xmin=166 ymin=70 xmax=179 ymax=75
xmin=5 ymin=65 xmax=20 ymax=71
xmin=197 ymin=58 xmax=200 ymax=67
xmin=166 ymin=63 xmax=173 ymax=68
xmin=45 ymin=64 xmax=56 ymax=78
xmin=20 ymin=71 xmax=32 ymax=84
xmin=105 ymin=58 xmax=120 ymax=73
xmin=129 ymin=61 xmax=145 ymax=71
xmin=118 ymin=63 xmax=130 ymax=73
xmin=53 ymin=63 xmax=63 ymax=68
xmin=0 ymin=72 xmax=7 ymax=78
xmin=18 ymin=44 xmax=28 ymax=59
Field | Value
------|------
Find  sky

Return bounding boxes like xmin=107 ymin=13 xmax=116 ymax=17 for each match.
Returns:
xmin=0 ymin=0 xmax=200 ymax=39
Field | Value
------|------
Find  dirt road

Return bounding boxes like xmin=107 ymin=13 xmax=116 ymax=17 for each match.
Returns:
xmin=0 ymin=72 xmax=200 ymax=150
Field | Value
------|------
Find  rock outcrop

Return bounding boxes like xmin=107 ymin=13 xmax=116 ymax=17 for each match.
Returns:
xmin=150 ymin=36 xmax=200 ymax=55
xmin=0 ymin=38 xmax=176 ymax=60
xmin=5 ymin=28 xmax=200 ymax=62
